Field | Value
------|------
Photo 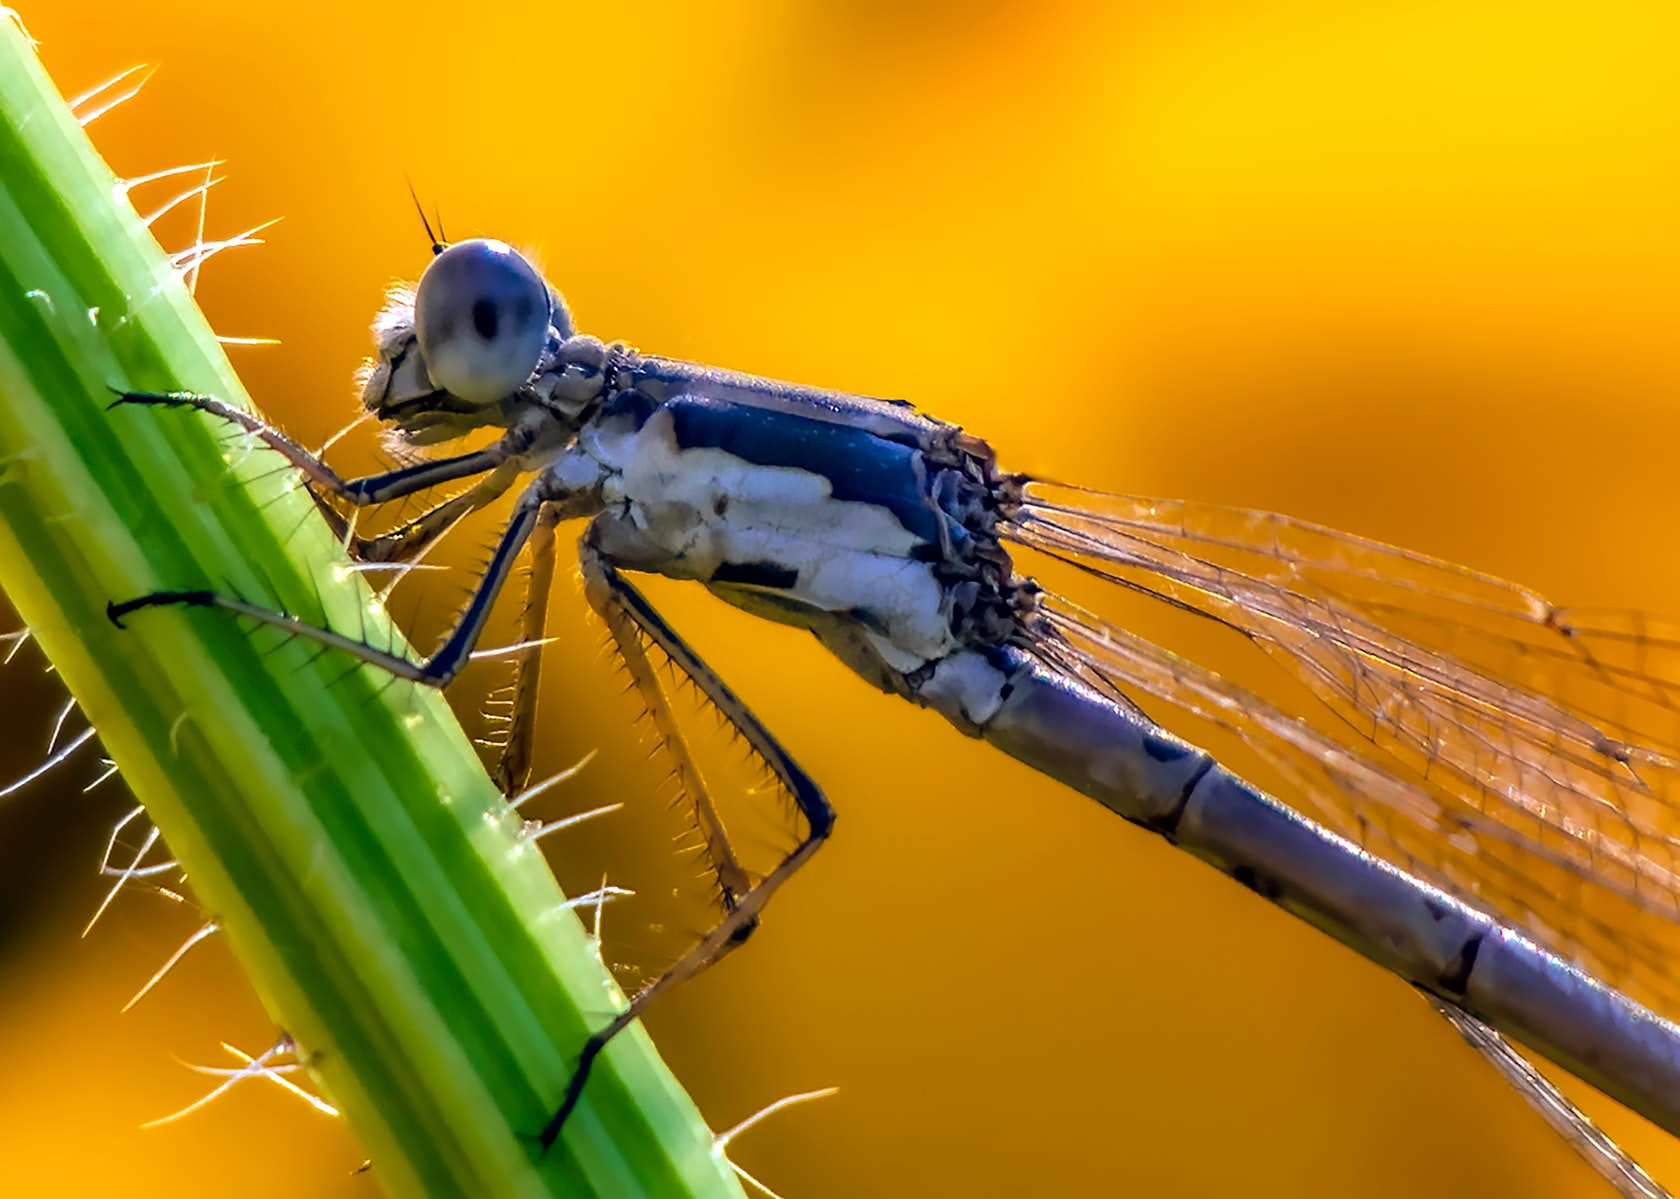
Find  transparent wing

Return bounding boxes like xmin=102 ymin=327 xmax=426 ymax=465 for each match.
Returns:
xmin=1009 ymin=481 xmax=1680 ymax=1020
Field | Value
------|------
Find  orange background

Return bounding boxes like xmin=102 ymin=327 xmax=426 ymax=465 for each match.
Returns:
xmin=4 ymin=2 xmax=1680 ymax=1196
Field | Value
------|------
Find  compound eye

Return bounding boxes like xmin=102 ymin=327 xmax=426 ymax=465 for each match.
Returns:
xmin=413 ymin=239 xmax=552 ymax=405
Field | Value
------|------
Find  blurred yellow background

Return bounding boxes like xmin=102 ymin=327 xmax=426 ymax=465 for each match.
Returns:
xmin=4 ymin=1 xmax=1680 ymax=1195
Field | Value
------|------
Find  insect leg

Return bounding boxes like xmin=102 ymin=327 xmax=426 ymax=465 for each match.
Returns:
xmin=491 ymin=501 xmax=561 ymax=793
xmin=110 ymin=390 xmax=508 ymax=508
xmin=108 ymin=478 xmax=597 ymax=688
xmin=537 ymin=531 xmax=834 ymax=1151
xmin=582 ymin=539 xmax=753 ymax=910
xmin=350 ymin=461 xmax=523 ymax=566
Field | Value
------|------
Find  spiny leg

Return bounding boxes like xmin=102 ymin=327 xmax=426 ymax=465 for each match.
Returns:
xmin=111 ymin=391 xmax=530 ymax=570
xmin=110 ymin=388 xmax=513 ymax=509
xmin=537 ymin=533 xmax=834 ymax=1152
xmin=351 ymin=461 xmax=523 ymax=566
xmin=491 ymin=501 xmax=561 ymax=794
xmin=584 ymin=544 xmax=753 ymax=911
xmin=109 ymin=478 xmax=596 ymax=688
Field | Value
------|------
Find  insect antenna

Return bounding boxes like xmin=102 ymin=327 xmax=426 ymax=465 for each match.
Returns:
xmin=406 ymin=177 xmax=447 ymax=256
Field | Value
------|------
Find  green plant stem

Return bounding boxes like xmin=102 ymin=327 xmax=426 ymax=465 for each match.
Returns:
xmin=0 ymin=23 xmax=742 ymax=1199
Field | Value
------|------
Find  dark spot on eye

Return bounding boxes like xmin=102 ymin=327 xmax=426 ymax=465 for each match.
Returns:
xmin=471 ymin=297 xmax=499 ymax=340
xmin=713 ymin=494 xmax=729 ymax=516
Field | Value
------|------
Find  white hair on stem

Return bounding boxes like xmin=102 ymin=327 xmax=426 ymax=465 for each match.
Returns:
xmin=84 ymin=813 xmax=163 ymax=936
xmin=45 ymin=695 xmax=77 ymax=754
xmin=138 ymin=171 xmax=222 ymax=230
xmin=142 ymin=1036 xmax=337 ymax=1127
xmin=167 ymin=216 xmax=281 ymax=277
xmin=81 ymin=759 xmax=120 ymax=793
xmin=122 ymin=921 xmax=221 ymax=1013
xmin=527 ymin=802 xmax=623 ymax=845
xmin=115 ymin=161 xmax=277 ymax=342
xmin=3 ymin=7 xmax=38 ymax=46
xmin=557 ymin=880 xmax=635 ymax=925
xmin=114 ymin=159 xmax=223 ymax=200
xmin=69 ymin=62 xmax=156 ymax=127
xmin=506 ymin=750 xmax=601 ymax=813
xmin=0 ymin=724 xmax=95 ymax=800
xmin=212 ymin=1040 xmax=339 ymax=1117
xmin=712 ymin=1087 xmax=841 ymax=1199
xmin=1 ymin=626 xmax=31 ymax=663
xmin=84 ymin=807 xmax=186 ymax=936
xmin=184 ymin=160 xmax=214 ymax=294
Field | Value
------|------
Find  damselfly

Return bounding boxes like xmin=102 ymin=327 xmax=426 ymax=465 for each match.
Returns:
xmin=109 ymin=235 xmax=1680 ymax=1186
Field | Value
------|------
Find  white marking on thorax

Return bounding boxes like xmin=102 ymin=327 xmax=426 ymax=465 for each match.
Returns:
xmin=586 ymin=407 xmax=961 ymax=668
xmin=548 ymin=444 xmax=608 ymax=494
